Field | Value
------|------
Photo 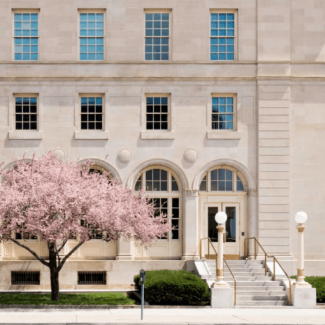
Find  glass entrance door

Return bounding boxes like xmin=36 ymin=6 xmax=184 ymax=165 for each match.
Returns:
xmin=207 ymin=203 xmax=240 ymax=257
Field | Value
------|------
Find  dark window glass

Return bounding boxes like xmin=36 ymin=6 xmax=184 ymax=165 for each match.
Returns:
xmin=80 ymin=97 xmax=103 ymax=130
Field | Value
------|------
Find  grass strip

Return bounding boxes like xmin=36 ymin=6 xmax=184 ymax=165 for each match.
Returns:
xmin=0 ymin=292 xmax=136 ymax=305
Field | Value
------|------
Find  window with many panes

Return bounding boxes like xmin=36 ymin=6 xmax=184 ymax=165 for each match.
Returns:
xmin=200 ymin=168 xmax=246 ymax=192
xmin=81 ymin=97 xmax=103 ymax=130
xmin=145 ymin=12 xmax=170 ymax=61
xmin=79 ymin=13 xmax=104 ymax=61
xmin=15 ymin=97 xmax=37 ymax=130
xmin=212 ymin=95 xmax=235 ymax=130
xmin=146 ymin=96 xmax=169 ymax=130
xmin=14 ymin=12 xmax=38 ymax=61
xmin=210 ymin=12 xmax=235 ymax=61
xmin=134 ymin=168 xmax=180 ymax=241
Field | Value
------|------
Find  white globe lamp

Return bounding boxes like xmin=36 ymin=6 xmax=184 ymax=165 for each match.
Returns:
xmin=215 ymin=211 xmax=227 ymax=224
xmin=295 ymin=211 xmax=308 ymax=224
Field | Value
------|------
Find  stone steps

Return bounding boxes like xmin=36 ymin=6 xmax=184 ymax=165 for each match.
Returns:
xmin=203 ymin=259 xmax=289 ymax=307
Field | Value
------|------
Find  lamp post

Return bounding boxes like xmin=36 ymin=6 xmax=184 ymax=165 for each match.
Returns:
xmin=293 ymin=211 xmax=311 ymax=287
xmin=212 ymin=211 xmax=229 ymax=287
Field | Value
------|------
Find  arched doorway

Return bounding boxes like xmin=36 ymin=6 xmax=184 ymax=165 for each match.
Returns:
xmin=199 ymin=166 xmax=248 ymax=259
xmin=133 ymin=166 xmax=182 ymax=259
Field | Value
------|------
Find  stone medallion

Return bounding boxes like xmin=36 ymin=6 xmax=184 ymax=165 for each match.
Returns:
xmin=183 ymin=149 xmax=198 ymax=163
xmin=118 ymin=149 xmax=132 ymax=163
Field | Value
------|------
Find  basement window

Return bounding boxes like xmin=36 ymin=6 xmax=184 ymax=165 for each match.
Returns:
xmin=78 ymin=271 xmax=106 ymax=285
xmin=11 ymin=271 xmax=40 ymax=285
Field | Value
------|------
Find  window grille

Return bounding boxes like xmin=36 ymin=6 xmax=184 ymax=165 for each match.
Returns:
xmin=81 ymin=97 xmax=103 ymax=130
xmin=146 ymin=97 xmax=168 ymax=130
xmin=210 ymin=13 xmax=235 ymax=61
xmin=78 ymin=271 xmax=106 ymax=285
xmin=11 ymin=271 xmax=40 ymax=285
xmin=14 ymin=13 xmax=38 ymax=61
xmin=80 ymin=13 xmax=104 ymax=61
xmin=15 ymin=97 xmax=37 ymax=130
xmin=145 ymin=13 xmax=170 ymax=61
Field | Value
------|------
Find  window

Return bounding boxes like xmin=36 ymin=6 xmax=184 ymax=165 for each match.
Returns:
xmin=11 ymin=271 xmax=40 ymax=285
xmin=81 ymin=97 xmax=103 ymax=130
xmin=146 ymin=96 xmax=169 ymax=130
xmin=145 ymin=12 xmax=170 ymax=61
xmin=212 ymin=95 xmax=235 ymax=130
xmin=79 ymin=13 xmax=104 ymax=61
xmin=134 ymin=168 xmax=180 ymax=241
xmin=15 ymin=97 xmax=38 ymax=130
xmin=14 ymin=12 xmax=38 ymax=61
xmin=200 ymin=167 xmax=246 ymax=192
xmin=210 ymin=12 xmax=235 ymax=61
xmin=78 ymin=271 xmax=106 ymax=285
xmin=80 ymin=219 xmax=103 ymax=240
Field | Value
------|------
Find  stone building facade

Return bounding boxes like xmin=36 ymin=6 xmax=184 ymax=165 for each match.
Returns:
xmin=0 ymin=0 xmax=324 ymax=289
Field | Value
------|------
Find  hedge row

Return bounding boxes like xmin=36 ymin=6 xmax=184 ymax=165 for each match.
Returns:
xmin=134 ymin=270 xmax=210 ymax=305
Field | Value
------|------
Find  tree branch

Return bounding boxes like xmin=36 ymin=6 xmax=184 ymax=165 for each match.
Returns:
xmin=58 ymin=241 xmax=85 ymax=272
xmin=57 ymin=238 xmax=68 ymax=254
xmin=10 ymin=238 xmax=49 ymax=267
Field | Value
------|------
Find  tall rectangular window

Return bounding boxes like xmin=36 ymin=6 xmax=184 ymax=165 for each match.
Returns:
xmin=80 ymin=13 xmax=104 ymax=61
xmin=212 ymin=96 xmax=234 ymax=130
xmin=15 ymin=97 xmax=37 ymax=130
xmin=81 ymin=97 xmax=103 ymax=130
xmin=210 ymin=12 xmax=235 ymax=61
xmin=146 ymin=96 xmax=169 ymax=130
xmin=14 ymin=13 xmax=38 ymax=61
xmin=145 ymin=12 xmax=170 ymax=61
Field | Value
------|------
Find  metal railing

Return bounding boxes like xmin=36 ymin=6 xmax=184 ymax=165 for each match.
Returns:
xmin=244 ymin=237 xmax=292 ymax=305
xmin=199 ymin=237 xmax=237 ymax=305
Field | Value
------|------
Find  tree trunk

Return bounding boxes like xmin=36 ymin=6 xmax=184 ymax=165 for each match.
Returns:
xmin=50 ymin=267 xmax=59 ymax=301
xmin=48 ymin=243 xmax=60 ymax=301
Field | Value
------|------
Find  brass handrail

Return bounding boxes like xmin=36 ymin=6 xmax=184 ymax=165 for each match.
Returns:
xmin=199 ymin=237 xmax=237 ymax=305
xmin=244 ymin=237 xmax=292 ymax=305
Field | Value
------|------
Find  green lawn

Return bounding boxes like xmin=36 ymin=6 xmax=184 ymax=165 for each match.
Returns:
xmin=0 ymin=292 xmax=136 ymax=305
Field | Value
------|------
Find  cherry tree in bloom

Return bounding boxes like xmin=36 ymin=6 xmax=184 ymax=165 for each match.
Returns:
xmin=0 ymin=152 xmax=170 ymax=301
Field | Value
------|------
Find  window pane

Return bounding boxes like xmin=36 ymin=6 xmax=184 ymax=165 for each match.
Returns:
xmin=208 ymin=207 xmax=219 ymax=242
xmin=225 ymin=207 xmax=236 ymax=242
xmin=237 ymin=176 xmax=244 ymax=191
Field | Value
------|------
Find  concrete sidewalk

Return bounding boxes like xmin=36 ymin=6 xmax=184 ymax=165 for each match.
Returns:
xmin=0 ymin=308 xmax=325 ymax=325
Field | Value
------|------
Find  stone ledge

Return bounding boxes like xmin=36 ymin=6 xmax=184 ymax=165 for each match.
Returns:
xmin=8 ymin=131 xmax=43 ymax=140
xmin=206 ymin=131 xmax=242 ymax=140
xmin=74 ymin=131 xmax=109 ymax=140
xmin=141 ymin=131 xmax=175 ymax=140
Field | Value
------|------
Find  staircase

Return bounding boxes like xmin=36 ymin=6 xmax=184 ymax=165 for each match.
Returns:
xmin=205 ymin=259 xmax=289 ymax=307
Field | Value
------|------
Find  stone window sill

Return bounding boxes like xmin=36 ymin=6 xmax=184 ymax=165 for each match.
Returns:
xmin=74 ymin=131 xmax=109 ymax=140
xmin=141 ymin=131 xmax=175 ymax=140
xmin=206 ymin=131 xmax=241 ymax=140
xmin=8 ymin=131 xmax=43 ymax=140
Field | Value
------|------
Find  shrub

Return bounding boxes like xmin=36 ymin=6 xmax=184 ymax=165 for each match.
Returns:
xmin=134 ymin=270 xmax=210 ymax=305
xmin=291 ymin=276 xmax=325 ymax=302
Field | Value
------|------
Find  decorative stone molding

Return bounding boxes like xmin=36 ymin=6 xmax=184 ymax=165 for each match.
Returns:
xmin=183 ymin=149 xmax=198 ymax=163
xmin=117 ymin=149 xmax=132 ymax=163
xmin=126 ymin=158 xmax=189 ymax=190
xmin=140 ymin=131 xmax=175 ymax=140
xmin=8 ymin=131 xmax=43 ymax=140
xmin=206 ymin=131 xmax=242 ymax=140
xmin=53 ymin=149 xmax=65 ymax=161
xmin=78 ymin=158 xmax=122 ymax=183
xmin=74 ymin=131 xmax=109 ymax=140
xmin=193 ymin=158 xmax=256 ymax=191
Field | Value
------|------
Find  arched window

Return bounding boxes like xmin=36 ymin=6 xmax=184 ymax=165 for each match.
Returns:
xmin=89 ymin=165 xmax=114 ymax=180
xmin=134 ymin=167 xmax=181 ymax=241
xmin=199 ymin=167 xmax=246 ymax=192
